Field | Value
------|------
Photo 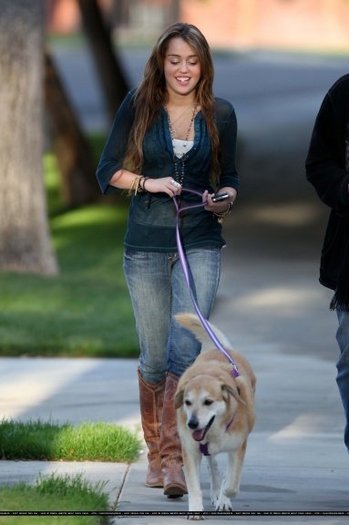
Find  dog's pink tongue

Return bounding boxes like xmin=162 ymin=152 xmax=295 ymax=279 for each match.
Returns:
xmin=192 ymin=429 xmax=206 ymax=442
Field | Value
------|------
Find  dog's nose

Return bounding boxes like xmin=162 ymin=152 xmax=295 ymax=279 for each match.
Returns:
xmin=188 ymin=416 xmax=199 ymax=430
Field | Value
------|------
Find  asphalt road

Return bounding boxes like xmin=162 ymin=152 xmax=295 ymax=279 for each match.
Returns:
xmin=52 ymin=45 xmax=348 ymax=136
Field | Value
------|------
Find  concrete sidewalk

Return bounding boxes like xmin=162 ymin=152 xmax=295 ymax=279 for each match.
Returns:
xmin=0 ymin=353 xmax=348 ymax=525
xmin=0 ymin=348 xmax=348 ymax=524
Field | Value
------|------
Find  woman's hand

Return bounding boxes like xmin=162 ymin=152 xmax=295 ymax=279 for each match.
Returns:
xmin=203 ymin=187 xmax=237 ymax=213
xmin=145 ymin=177 xmax=182 ymax=197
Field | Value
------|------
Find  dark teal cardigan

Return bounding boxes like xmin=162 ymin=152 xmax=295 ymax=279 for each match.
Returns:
xmin=96 ymin=91 xmax=239 ymax=252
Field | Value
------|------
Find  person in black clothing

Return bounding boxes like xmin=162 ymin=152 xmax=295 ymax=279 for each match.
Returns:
xmin=306 ymin=73 xmax=349 ymax=452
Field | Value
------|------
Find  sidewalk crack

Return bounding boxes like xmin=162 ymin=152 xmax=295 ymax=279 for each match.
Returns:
xmin=111 ymin=462 xmax=131 ymax=511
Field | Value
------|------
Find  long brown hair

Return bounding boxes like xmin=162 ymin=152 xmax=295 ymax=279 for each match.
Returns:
xmin=124 ymin=23 xmax=220 ymax=183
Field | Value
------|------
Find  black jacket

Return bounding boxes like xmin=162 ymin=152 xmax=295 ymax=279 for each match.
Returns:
xmin=306 ymin=74 xmax=349 ymax=306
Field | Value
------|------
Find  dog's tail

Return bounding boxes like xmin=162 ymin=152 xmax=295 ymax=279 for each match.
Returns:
xmin=175 ymin=312 xmax=232 ymax=352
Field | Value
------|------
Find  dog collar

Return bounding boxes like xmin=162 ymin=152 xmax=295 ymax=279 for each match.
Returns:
xmin=199 ymin=442 xmax=210 ymax=456
xmin=198 ymin=415 xmax=235 ymax=456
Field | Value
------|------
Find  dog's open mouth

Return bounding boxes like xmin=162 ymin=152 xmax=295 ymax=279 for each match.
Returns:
xmin=192 ymin=416 xmax=215 ymax=442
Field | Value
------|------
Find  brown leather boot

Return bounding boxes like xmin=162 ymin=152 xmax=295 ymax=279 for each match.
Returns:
xmin=138 ymin=368 xmax=165 ymax=488
xmin=160 ymin=372 xmax=187 ymax=498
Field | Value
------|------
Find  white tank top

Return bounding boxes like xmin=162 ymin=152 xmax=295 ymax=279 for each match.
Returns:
xmin=172 ymin=138 xmax=194 ymax=159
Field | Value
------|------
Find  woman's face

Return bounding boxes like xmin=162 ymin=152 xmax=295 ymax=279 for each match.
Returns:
xmin=163 ymin=37 xmax=201 ymax=100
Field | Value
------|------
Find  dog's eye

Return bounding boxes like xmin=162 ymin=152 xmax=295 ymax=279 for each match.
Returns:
xmin=184 ymin=400 xmax=192 ymax=406
xmin=204 ymin=399 xmax=213 ymax=406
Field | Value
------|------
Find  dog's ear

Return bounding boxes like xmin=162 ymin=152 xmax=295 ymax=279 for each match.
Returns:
xmin=174 ymin=389 xmax=184 ymax=409
xmin=221 ymin=383 xmax=246 ymax=406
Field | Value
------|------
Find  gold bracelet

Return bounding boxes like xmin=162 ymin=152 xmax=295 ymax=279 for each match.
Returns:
xmin=128 ymin=176 xmax=142 ymax=196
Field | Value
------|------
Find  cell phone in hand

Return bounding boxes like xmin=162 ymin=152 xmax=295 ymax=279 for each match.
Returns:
xmin=211 ymin=192 xmax=229 ymax=202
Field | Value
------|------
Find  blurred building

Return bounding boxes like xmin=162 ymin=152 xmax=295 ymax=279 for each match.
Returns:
xmin=46 ymin=0 xmax=349 ymax=51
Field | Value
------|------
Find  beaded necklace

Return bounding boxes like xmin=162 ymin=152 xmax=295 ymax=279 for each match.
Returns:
xmin=166 ymin=105 xmax=197 ymax=185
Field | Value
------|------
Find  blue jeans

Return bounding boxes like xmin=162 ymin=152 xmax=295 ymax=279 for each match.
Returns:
xmin=336 ymin=309 xmax=349 ymax=451
xmin=123 ymin=248 xmax=221 ymax=384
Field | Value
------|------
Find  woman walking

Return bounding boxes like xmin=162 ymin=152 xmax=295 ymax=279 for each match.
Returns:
xmin=96 ymin=22 xmax=239 ymax=498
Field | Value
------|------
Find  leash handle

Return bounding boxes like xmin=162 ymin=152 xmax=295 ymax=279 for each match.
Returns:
xmin=173 ymin=190 xmax=239 ymax=377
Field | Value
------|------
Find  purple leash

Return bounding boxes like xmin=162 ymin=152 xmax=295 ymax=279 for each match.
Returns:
xmin=172 ymin=189 xmax=239 ymax=378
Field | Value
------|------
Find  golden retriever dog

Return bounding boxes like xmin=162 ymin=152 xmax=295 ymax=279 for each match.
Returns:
xmin=174 ymin=313 xmax=256 ymax=516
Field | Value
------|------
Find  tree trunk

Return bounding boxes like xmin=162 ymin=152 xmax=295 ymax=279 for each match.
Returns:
xmin=168 ymin=0 xmax=180 ymax=23
xmin=44 ymin=49 xmax=99 ymax=206
xmin=77 ymin=0 xmax=129 ymax=122
xmin=0 ymin=0 xmax=58 ymax=275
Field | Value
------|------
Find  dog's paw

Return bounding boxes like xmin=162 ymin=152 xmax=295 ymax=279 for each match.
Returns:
xmin=210 ymin=491 xmax=219 ymax=508
xmin=187 ymin=513 xmax=204 ymax=521
xmin=215 ymin=494 xmax=233 ymax=512
xmin=187 ymin=507 xmax=205 ymax=521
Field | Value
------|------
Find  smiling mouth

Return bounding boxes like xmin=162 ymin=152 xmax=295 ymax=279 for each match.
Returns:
xmin=176 ymin=76 xmax=190 ymax=84
xmin=192 ymin=415 xmax=215 ymax=442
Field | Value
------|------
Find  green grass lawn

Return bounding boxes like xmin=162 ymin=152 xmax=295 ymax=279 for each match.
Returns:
xmin=0 ymin=420 xmax=141 ymax=462
xmin=0 ymin=154 xmax=138 ymax=358
xmin=0 ymin=473 xmax=110 ymax=524
xmin=0 ymin=420 xmax=141 ymax=521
